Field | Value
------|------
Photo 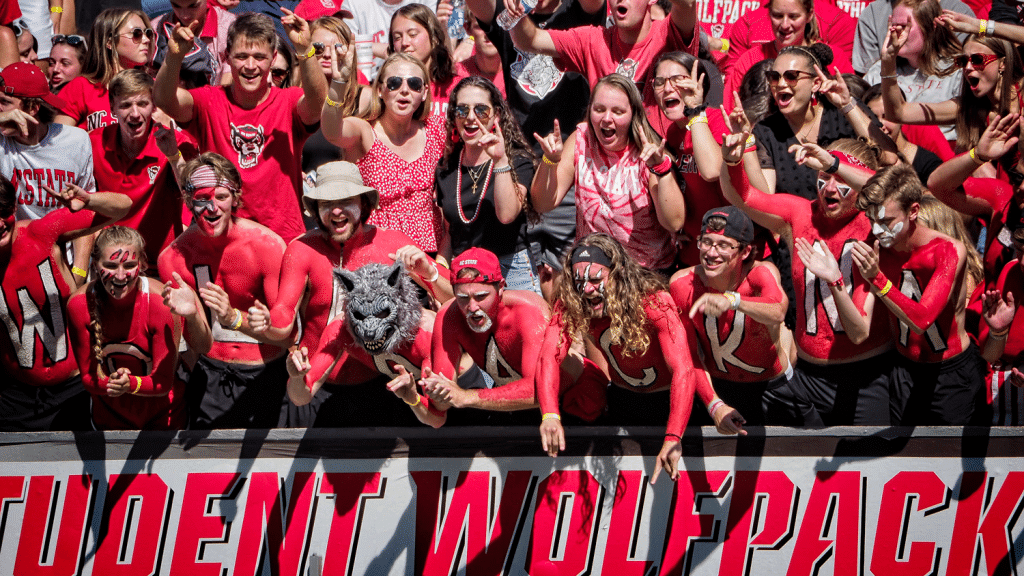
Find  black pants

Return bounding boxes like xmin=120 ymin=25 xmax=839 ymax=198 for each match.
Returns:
xmin=0 ymin=375 xmax=90 ymax=432
xmin=890 ymin=345 xmax=987 ymax=426
xmin=189 ymin=355 xmax=291 ymax=429
xmin=787 ymin=353 xmax=895 ymax=426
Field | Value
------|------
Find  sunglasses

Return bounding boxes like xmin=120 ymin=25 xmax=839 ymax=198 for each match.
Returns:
xmin=652 ymin=74 xmax=692 ymax=90
xmin=120 ymin=28 xmax=155 ymax=43
xmin=52 ymin=34 xmax=87 ymax=49
xmin=954 ymin=52 xmax=1001 ymax=69
xmin=454 ymin=103 xmax=493 ymax=121
xmin=818 ymin=178 xmax=853 ymax=198
xmin=270 ymin=68 xmax=289 ymax=79
xmin=384 ymin=75 xmax=424 ymax=92
xmin=311 ymin=42 xmax=346 ymax=57
xmin=1008 ymin=168 xmax=1024 ymax=188
xmin=697 ymin=237 xmax=741 ymax=254
xmin=10 ymin=19 xmax=27 ymax=37
xmin=765 ymin=69 xmax=815 ymax=86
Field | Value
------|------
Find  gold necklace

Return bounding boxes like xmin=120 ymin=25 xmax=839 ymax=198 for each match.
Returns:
xmin=795 ymin=105 xmax=819 ymax=142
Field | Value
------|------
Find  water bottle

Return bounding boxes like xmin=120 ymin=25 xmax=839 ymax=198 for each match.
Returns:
xmin=496 ymin=0 xmax=537 ymax=31
xmin=446 ymin=0 xmax=466 ymax=41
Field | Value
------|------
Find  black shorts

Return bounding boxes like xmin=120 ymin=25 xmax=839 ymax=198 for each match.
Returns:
xmin=789 ymin=353 xmax=895 ymax=426
xmin=606 ymin=384 xmax=670 ymax=427
xmin=309 ymin=376 xmax=423 ymax=428
xmin=890 ymin=345 xmax=988 ymax=426
xmin=0 ymin=374 xmax=90 ymax=432
xmin=708 ymin=365 xmax=809 ymax=427
xmin=189 ymin=355 xmax=291 ymax=429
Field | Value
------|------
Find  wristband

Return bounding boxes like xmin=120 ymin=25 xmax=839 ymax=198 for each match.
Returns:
xmin=664 ymin=432 xmax=682 ymax=440
xmin=683 ymin=103 xmax=708 ymax=118
xmin=131 ymin=376 xmax=143 ymax=394
xmin=980 ymin=19 xmax=988 ymax=36
xmin=331 ymin=77 xmax=348 ymax=85
xmin=840 ymin=100 xmax=856 ymax=114
xmin=542 ymin=155 xmax=558 ymax=166
xmin=542 ymin=412 xmax=561 ymax=421
xmin=719 ymin=38 xmax=729 ymax=53
xmin=725 ymin=291 xmax=741 ymax=310
xmin=825 ymin=154 xmax=840 ymax=174
xmin=990 ymin=326 xmax=1010 ymax=338
xmin=325 ymin=95 xmax=343 ymax=108
xmin=51 ymin=6 xmax=63 ymax=13
xmin=724 ymin=157 xmax=742 ymax=167
xmin=686 ymin=114 xmax=708 ymax=131
xmin=707 ymin=399 xmax=725 ymax=417
xmin=166 ymin=150 xmax=182 ymax=161
xmin=650 ymin=156 xmax=673 ymax=177
xmin=71 ymin=266 xmax=88 ymax=278
xmin=879 ymin=279 xmax=893 ymax=297
xmin=228 ymin=308 xmax=243 ymax=330
xmin=969 ymin=147 xmax=987 ymax=165
xmin=404 ymin=394 xmax=422 ymax=407
xmin=879 ymin=73 xmax=897 ymax=79
xmin=828 ymin=276 xmax=844 ymax=289
xmin=986 ymin=20 xmax=996 ymax=37
xmin=493 ymin=164 xmax=513 ymax=174
xmin=296 ymin=45 xmax=316 ymax=61
xmin=420 ymin=263 xmax=439 ymax=283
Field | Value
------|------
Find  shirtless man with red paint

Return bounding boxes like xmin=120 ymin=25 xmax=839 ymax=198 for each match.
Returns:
xmin=421 ymin=248 xmax=606 ymax=426
xmin=157 ymin=152 xmax=292 ymax=429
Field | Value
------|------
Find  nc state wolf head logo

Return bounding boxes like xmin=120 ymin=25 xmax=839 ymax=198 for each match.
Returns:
xmin=230 ymin=123 xmax=265 ymax=169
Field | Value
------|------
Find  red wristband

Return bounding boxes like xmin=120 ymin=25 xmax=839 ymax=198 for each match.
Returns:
xmin=829 ymin=276 xmax=844 ymax=289
xmin=871 ymin=272 xmax=889 ymax=291
xmin=650 ymin=156 xmax=673 ymax=176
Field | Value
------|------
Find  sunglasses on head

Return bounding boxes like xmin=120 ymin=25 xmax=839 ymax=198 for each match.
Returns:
xmin=454 ymin=103 xmax=493 ymax=121
xmin=52 ymin=34 xmax=87 ymax=49
xmin=954 ymin=52 xmax=1000 ymax=69
xmin=120 ymin=28 xmax=155 ymax=43
xmin=818 ymin=178 xmax=853 ymax=198
xmin=10 ymin=19 xmax=27 ymax=37
xmin=765 ymin=69 xmax=814 ymax=86
xmin=384 ymin=75 xmax=424 ymax=92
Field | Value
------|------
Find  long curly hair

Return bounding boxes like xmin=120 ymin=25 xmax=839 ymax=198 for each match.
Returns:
xmin=388 ymin=4 xmax=455 ymax=86
xmin=955 ymin=36 xmax=1024 ymax=153
xmin=441 ymin=76 xmax=537 ymax=221
xmin=86 ymin=226 xmax=148 ymax=381
xmin=553 ymin=234 xmax=669 ymax=357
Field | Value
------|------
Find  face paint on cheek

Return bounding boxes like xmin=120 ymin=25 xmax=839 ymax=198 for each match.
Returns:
xmin=191 ymin=198 xmax=215 ymax=216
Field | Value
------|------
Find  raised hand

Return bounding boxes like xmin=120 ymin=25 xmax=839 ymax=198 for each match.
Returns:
xmin=0 ymin=108 xmax=38 ymax=138
xmin=436 ymin=0 xmax=454 ymax=29
xmin=850 ymin=240 xmax=881 ymax=282
xmin=982 ymin=289 xmax=1016 ymax=334
xmin=479 ymin=123 xmax=508 ymax=164
xmin=881 ymin=17 xmax=909 ymax=63
xmin=162 ymin=272 xmax=200 ymax=316
xmin=281 ymin=8 xmax=312 ymax=55
xmin=43 ymin=183 xmax=89 ymax=212
xmin=639 ymin=129 xmax=668 ymax=169
xmin=795 ymin=237 xmax=843 ymax=284
xmin=329 ymin=41 xmax=354 ymax=82
xmin=389 ymin=245 xmax=436 ymax=281
xmin=286 ymin=346 xmax=311 ymax=379
xmin=248 ymin=299 xmax=271 ymax=333
xmin=167 ymin=21 xmax=200 ymax=60
xmin=975 ymin=113 xmax=1021 ymax=164
xmin=154 ymin=120 xmax=179 ymax=159
xmin=679 ymin=59 xmax=706 ymax=108
xmin=934 ymin=9 xmax=977 ymax=36
xmin=813 ymin=64 xmax=851 ymax=109
xmin=724 ymin=90 xmax=751 ymax=135
xmin=788 ymin=140 xmax=834 ymax=172
xmin=533 ymin=119 xmax=563 ymax=163
xmin=720 ymin=104 xmax=752 ymax=165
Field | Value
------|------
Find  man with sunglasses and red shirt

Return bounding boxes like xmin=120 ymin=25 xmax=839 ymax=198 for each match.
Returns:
xmin=155 ymin=10 xmax=326 ymax=243
xmin=721 ymin=130 xmax=896 ymax=426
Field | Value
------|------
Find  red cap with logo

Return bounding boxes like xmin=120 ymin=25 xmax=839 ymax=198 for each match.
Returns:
xmin=0 ymin=62 xmax=72 ymax=117
xmin=451 ymin=247 xmax=504 ymax=284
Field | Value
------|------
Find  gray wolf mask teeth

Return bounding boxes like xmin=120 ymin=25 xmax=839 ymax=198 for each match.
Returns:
xmin=334 ymin=261 xmax=422 ymax=355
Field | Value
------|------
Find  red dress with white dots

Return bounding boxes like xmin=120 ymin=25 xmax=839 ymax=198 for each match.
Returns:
xmin=357 ymin=114 xmax=446 ymax=253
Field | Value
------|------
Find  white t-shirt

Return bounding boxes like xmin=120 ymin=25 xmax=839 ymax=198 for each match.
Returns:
xmin=17 ymin=0 xmax=53 ymax=59
xmin=864 ymin=60 xmax=962 ymax=141
xmin=1 ymin=123 xmax=96 ymax=221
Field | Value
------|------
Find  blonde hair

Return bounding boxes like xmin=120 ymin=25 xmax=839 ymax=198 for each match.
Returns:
xmin=311 ymin=17 xmax=360 ymax=116
xmin=87 ymin=226 xmax=148 ymax=381
xmin=363 ymin=53 xmax=432 ymax=122
xmin=83 ymin=8 xmax=152 ymax=86
xmin=916 ymin=195 xmax=983 ymax=289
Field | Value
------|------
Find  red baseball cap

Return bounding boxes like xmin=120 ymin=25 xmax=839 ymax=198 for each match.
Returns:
xmin=451 ymin=248 xmax=504 ymax=284
xmin=0 ymin=62 xmax=72 ymax=117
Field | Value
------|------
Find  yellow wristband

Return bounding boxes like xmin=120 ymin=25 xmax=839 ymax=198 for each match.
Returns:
xmin=131 ymin=376 xmax=143 ymax=394
xmin=969 ymin=147 xmax=987 ymax=165
xmin=719 ymin=38 xmax=729 ymax=53
xmin=686 ymin=114 xmax=708 ymax=130
xmin=297 ymin=45 xmax=316 ymax=61
xmin=166 ymin=150 xmax=182 ymax=161
xmin=229 ymin=308 xmax=243 ymax=330
xmin=51 ymin=6 xmax=63 ymax=13
xmin=980 ymin=19 xmax=988 ymax=36
xmin=542 ymin=155 xmax=558 ymax=166
xmin=72 ymin=266 xmax=88 ymax=278
xmin=542 ymin=412 xmax=561 ymax=421
xmin=879 ymin=279 xmax=893 ymax=297
xmin=325 ymin=95 xmax=343 ymax=108
xmin=404 ymin=394 xmax=422 ymax=407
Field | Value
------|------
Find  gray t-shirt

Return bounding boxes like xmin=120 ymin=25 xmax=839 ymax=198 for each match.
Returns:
xmin=864 ymin=60 xmax=962 ymax=140
xmin=1 ymin=123 xmax=96 ymax=221
xmin=853 ymin=0 xmax=975 ymax=74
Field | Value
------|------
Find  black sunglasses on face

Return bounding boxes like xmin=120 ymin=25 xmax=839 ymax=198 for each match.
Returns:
xmin=270 ymin=68 xmax=289 ymax=79
xmin=52 ymin=34 xmax=87 ymax=49
xmin=120 ymin=28 xmax=155 ymax=43
xmin=454 ymin=103 xmax=493 ymax=121
xmin=385 ymin=75 xmax=424 ymax=92
xmin=765 ymin=69 xmax=814 ymax=85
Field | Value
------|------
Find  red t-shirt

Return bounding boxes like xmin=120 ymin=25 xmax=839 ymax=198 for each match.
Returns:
xmin=185 ymin=85 xmax=315 ymax=242
xmin=670 ymin=264 xmax=788 ymax=383
xmin=0 ymin=1 xmax=21 ymax=24
xmin=67 ymin=277 xmax=186 ymax=430
xmin=57 ymin=76 xmax=115 ymax=131
xmin=722 ymin=1 xmax=856 ymax=75
xmin=664 ymin=108 xmax=728 ymax=267
xmin=875 ymin=236 xmax=968 ymax=363
xmin=0 ymin=209 xmax=103 ymax=386
xmin=537 ymin=291 xmax=704 ymax=438
xmin=91 ymin=125 xmax=187 ymax=265
xmin=902 ymin=124 xmax=954 ymax=162
xmin=432 ymin=290 xmax=548 ymax=405
xmin=992 ymin=259 xmax=1024 ymax=363
xmin=728 ymin=164 xmax=892 ymax=360
xmin=157 ymin=219 xmax=286 ymax=364
xmin=962 ymin=178 xmax=1018 ymax=286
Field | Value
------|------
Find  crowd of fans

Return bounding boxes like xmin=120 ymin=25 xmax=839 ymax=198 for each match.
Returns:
xmin=2 ymin=0 xmax=1024 ymax=477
